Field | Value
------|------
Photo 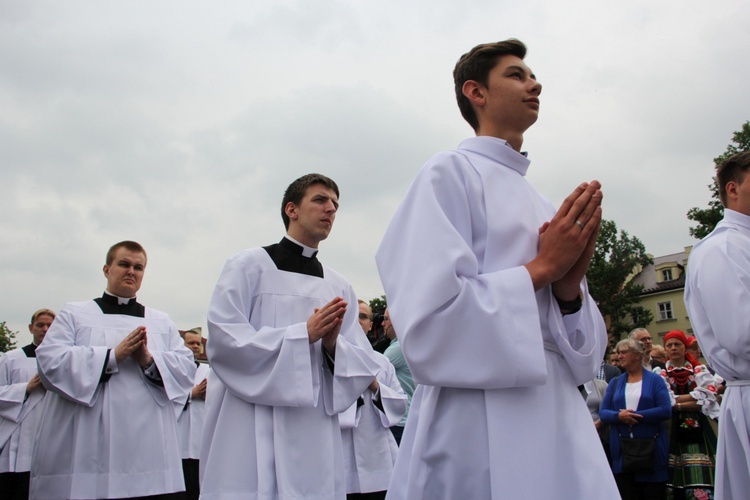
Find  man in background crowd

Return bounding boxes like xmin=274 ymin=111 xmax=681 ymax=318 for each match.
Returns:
xmin=0 ymin=308 xmax=55 ymax=500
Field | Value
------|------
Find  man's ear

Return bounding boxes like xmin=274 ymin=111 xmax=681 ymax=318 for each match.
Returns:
xmin=462 ymin=80 xmax=486 ymax=108
xmin=726 ymin=181 xmax=738 ymax=204
xmin=284 ymin=201 xmax=298 ymax=221
xmin=103 ymin=264 xmax=110 ymax=278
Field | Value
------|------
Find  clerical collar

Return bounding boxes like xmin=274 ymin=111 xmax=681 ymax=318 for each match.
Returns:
xmin=95 ymin=292 xmax=146 ymax=317
xmin=282 ymin=236 xmax=319 ymax=258
xmin=103 ymin=290 xmax=137 ymax=305
xmin=264 ymin=237 xmax=324 ymax=278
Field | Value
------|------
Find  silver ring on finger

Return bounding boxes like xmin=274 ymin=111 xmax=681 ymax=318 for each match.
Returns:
xmin=575 ymin=220 xmax=585 ymax=229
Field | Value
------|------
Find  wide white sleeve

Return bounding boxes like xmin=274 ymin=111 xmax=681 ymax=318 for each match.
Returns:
xmin=372 ymin=358 xmax=407 ymax=427
xmin=36 ymin=306 xmax=109 ymax=407
xmin=0 ymin=354 xmax=27 ymax=421
xmin=545 ymin=281 xmax=608 ymax=385
xmin=207 ymin=256 xmax=317 ymax=407
xmin=376 ymin=158 xmax=548 ymax=389
xmin=320 ymin=284 xmax=383 ymax=415
xmin=149 ymin=320 xmax=196 ymax=404
xmin=688 ymin=234 xmax=750 ymax=360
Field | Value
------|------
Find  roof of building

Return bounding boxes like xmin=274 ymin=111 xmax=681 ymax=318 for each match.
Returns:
xmin=632 ymin=250 xmax=688 ymax=295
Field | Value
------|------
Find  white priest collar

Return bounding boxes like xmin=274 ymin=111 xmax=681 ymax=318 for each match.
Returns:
xmin=284 ymin=235 xmax=318 ymax=258
xmin=104 ymin=290 xmax=137 ymax=305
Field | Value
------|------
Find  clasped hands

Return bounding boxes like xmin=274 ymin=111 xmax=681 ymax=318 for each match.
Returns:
xmin=307 ymin=296 xmax=347 ymax=355
xmin=114 ymin=326 xmax=153 ymax=368
xmin=618 ymin=409 xmax=643 ymax=425
xmin=526 ymin=180 xmax=603 ymax=301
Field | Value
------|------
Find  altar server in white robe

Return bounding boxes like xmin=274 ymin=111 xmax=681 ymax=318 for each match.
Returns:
xmin=339 ymin=309 xmax=407 ymax=499
xmin=376 ymin=39 xmax=619 ymax=499
xmin=200 ymin=174 xmax=379 ymax=500
xmin=177 ymin=328 xmax=210 ymax=500
xmin=685 ymin=150 xmax=750 ymax=500
xmin=31 ymin=240 xmax=196 ymax=500
xmin=0 ymin=308 xmax=55 ymax=500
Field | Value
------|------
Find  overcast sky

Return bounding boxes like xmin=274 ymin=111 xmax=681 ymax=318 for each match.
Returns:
xmin=2 ymin=1 xmax=749 ymax=346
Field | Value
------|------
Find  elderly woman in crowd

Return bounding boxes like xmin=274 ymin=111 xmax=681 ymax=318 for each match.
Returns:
xmin=601 ymin=338 xmax=672 ymax=499
xmin=655 ymin=330 xmax=722 ymax=500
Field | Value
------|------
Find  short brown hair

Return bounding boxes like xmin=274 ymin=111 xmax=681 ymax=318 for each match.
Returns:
xmin=281 ymin=174 xmax=340 ymax=230
xmin=453 ymin=39 xmax=527 ymax=131
xmin=30 ymin=308 xmax=56 ymax=324
xmin=106 ymin=241 xmax=147 ymax=266
xmin=716 ymin=151 xmax=750 ymax=207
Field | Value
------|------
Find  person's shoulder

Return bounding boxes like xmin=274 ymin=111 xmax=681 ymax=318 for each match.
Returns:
xmin=143 ymin=306 xmax=171 ymax=320
xmin=0 ymin=346 xmax=26 ymax=361
xmin=222 ymin=246 xmax=272 ymax=272
xmin=320 ymin=263 xmax=351 ymax=286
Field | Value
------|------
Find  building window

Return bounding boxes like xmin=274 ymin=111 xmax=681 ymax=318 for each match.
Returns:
xmin=661 ymin=269 xmax=673 ymax=281
xmin=658 ymin=301 xmax=674 ymax=321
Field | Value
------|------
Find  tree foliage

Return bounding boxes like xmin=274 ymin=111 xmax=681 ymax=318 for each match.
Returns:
xmin=0 ymin=321 xmax=18 ymax=353
xmin=369 ymin=295 xmax=387 ymax=316
xmin=687 ymin=121 xmax=750 ymax=239
xmin=587 ymin=220 xmax=653 ymax=340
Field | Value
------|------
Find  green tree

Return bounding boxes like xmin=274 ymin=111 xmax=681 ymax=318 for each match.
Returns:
xmin=687 ymin=121 xmax=750 ymax=239
xmin=0 ymin=321 xmax=18 ymax=353
xmin=586 ymin=220 xmax=653 ymax=340
xmin=369 ymin=295 xmax=387 ymax=316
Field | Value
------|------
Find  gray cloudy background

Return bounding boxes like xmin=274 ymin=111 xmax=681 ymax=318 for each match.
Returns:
xmin=3 ymin=1 xmax=749 ymax=345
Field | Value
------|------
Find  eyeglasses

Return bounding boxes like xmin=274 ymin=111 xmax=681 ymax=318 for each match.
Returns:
xmin=358 ymin=313 xmax=372 ymax=320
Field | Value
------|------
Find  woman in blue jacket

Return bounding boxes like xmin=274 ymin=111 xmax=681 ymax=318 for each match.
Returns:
xmin=600 ymin=338 xmax=672 ymax=499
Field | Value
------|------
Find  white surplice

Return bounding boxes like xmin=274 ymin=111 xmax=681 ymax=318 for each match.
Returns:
xmin=177 ymin=362 xmax=211 ymax=460
xmin=31 ymin=300 xmax=196 ymax=500
xmin=339 ymin=351 xmax=406 ymax=495
xmin=375 ymin=137 xmax=619 ymax=499
xmin=685 ymin=208 xmax=750 ymax=500
xmin=0 ymin=347 xmax=45 ymax=473
xmin=200 ymin=246 xmax=379 ymax=500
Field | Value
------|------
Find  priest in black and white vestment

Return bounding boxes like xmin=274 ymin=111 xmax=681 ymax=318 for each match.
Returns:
xmin=31 ymin=241 xmax=196 ymax=500
xmin=200 ymin=174 xmax=379 ymax=500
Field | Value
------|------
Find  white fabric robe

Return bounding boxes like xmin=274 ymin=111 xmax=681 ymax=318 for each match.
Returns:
xmin=31 ymin=300 xmax=196 ymax=500
xmin=200 ymin=246 xmax=380 ymax=500
xmin=339 ymin=351 xmax=406 ymax=494
xmin=177 ymin=362 xmax=211 ymax=460
xmin=375 ymin=136 xmax=619 ymax=499
xmin=685 ymin=208 xmax=750 ymax=500
xmin=0 ymin=347 xmax=45 ymax=473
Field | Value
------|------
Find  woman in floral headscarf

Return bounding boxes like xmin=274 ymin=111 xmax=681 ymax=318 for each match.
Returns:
xmin=656 ymin=330 xmax=722 ymax=500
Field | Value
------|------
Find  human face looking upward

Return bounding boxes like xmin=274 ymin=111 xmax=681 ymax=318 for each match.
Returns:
xmin=29 ymin=314 xmax=54 ymax=346
xmin=103 ymin=248 xmax=146 ymax=298
xmin=285 ymin=183 xmax=339 ymax=248
xmin=184 ymin=332 xmax=203 ymax=359
xmin=468 ymin=55 xmax=542 ymax=144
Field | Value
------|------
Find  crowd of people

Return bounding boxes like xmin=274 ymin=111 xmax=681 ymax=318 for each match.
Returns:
xmin=2 ymin=38 xmax=749 ymax=500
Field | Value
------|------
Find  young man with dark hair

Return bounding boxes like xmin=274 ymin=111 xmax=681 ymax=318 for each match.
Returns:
xmin=200 ymin=173 xmax=378 ymax=499
xmin=32 ymin=241 xmax=196 ymax=499
xmin=0 ymin=308 xmax=55 ymax=500
xmin=376 ymin=39 xmax=619 ymax=498
xmin=685 ymin=150 xmax=750 ymax=499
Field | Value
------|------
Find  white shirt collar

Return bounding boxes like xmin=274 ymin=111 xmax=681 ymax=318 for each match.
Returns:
xmin=284 ymin=235 xmax=318 ymax=258
xmin=104 ymin=290 xmax=136 ymax=305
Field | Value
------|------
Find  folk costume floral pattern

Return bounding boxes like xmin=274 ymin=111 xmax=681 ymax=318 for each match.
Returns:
xmin=655 ymin=360 xmax=722 ymax=500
